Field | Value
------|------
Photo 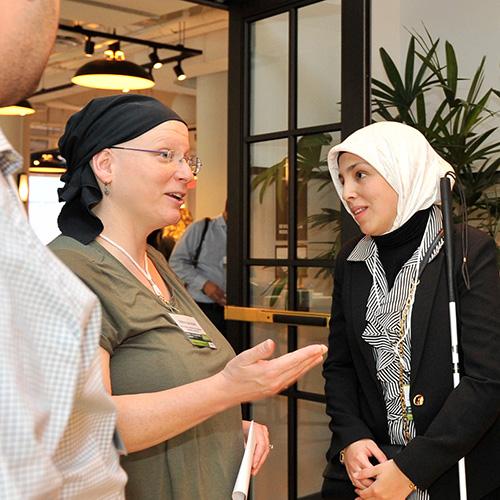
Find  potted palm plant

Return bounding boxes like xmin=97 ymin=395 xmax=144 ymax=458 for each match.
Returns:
xmin=372 ymin=29 xmax=500 ymax=244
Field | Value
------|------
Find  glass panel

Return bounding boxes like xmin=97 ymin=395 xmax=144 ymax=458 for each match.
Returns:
xmin=250 ymin=13 xmax=289 ymax=135
xmin=296 ymin=266 xmax=333 ymax=313
xmin=250 ymin=323 xmax=288 ymax=500
xmin=250 ymin=266 xmax=289 ymax=310
xmin=297 ymin=399 xmax=331 ymax=497
xmin=297 ymin=1 xmax=342 ymax=128
xmin=297 ymin=324 xmax=329 ymax=394
xmin=297 ymin=132 xmax=342 ymax=260
xmin=28 ymin=174 xmax=64 ymax=245
xmin=250 ymin=140 xmax=289 ymax=259
xmin=251 ymin=395 xmax=288 ymax=500
xmin=296 ymin=267 xmax=332 ymax=393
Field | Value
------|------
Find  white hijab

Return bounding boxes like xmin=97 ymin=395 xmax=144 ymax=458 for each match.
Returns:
xmin=327 ymin=121 xmax=454 ymax=232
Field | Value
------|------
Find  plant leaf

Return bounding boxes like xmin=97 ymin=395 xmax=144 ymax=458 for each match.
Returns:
xmin=404 ymin=36 xmax=415 ymax=91
xmin=466 ymin=57 xmax=486 ymax=103
xmin=415 ymin=92 xmax=426 ymax=128
xmin=379 ymin=47 xmax=406 ymax=98
xmin=444 ymin=41 xmax=458 ymax=104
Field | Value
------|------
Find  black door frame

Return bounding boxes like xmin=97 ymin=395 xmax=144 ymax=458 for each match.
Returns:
xmin=226 ymin=1 xmax=370 ymax=497
xmin=227 ymin=0 xmax=370 ymax=334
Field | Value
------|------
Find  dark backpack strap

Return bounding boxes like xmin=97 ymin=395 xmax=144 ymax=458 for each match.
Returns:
xmin=193 ymin=218 xmax=210 ymax=268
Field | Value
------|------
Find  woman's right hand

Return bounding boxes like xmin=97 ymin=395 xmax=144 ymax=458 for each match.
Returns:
xmin=220 ymin=339 xmax=327 ymax=403
xmin=343 ymin=439 xmax=387 ymax=490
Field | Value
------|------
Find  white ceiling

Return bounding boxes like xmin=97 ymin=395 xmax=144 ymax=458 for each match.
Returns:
xmin=60 ymin=0 xmax=192 ymax=26
xmin=36 ymin=1 xmax=228 ymax=100
xmin=29 ymin=1 xmax=228 ymax=151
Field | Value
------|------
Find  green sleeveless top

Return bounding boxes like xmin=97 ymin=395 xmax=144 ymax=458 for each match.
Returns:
xmin=49 ymin=235 xmax=244 ymax=500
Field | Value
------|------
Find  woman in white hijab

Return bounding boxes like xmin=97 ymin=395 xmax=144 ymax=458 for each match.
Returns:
xmin=321 ymin=122 xmax=500 ymax=500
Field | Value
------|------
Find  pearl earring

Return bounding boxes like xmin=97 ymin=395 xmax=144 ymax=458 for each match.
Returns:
xmin=103 ymin=182 xmax=111 ymax=196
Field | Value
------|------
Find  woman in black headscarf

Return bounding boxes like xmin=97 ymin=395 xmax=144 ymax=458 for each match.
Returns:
xmin=49 ymin=94 xmax=327 ymax=500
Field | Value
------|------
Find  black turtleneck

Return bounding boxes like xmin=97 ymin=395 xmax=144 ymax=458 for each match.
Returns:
xmin=373 ymin=206 xmax=432 ymax=290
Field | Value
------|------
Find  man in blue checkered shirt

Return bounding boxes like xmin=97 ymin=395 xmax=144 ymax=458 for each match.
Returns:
xmin=0 ymin=1 xmax=126 ymax=497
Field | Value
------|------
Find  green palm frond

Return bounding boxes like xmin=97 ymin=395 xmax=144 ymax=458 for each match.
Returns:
xmin=372 ymin=28 xmax=500 ymax=241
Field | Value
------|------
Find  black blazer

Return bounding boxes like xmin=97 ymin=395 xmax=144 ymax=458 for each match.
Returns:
xmin=323 ymin=226 xmax=500 ymax=499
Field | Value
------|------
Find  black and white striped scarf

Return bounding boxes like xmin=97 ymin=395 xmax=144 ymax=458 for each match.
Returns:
xmin=348 ymin=206 xmax=443 ymax=499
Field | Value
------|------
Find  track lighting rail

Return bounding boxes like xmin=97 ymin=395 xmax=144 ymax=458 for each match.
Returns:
xmin=59 ymin=23 xmax=203 ymax=57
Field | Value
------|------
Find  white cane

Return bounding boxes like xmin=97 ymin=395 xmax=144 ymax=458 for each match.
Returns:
xmin=440 ymin=174 xmax=467 ymax=500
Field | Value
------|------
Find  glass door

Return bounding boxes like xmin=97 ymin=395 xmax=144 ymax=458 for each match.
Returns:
xmin=227 ymin=1 xmax=370 ymax=498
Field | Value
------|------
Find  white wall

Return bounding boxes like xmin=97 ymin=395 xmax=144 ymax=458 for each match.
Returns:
xmin=372 ymin=0 xmax=500 ymax=153
xmin=371 ymin=0 xmax=401 ymax=82
xmin=372 ymin=0 xmax=500 ymax=96
xmin=194 ymin=71 xmax=228 ymax=219
xmin=399 ymin=0 xmax=500 ymax=91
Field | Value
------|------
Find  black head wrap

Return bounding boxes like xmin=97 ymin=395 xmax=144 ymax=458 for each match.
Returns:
xmin=57 ymin=94 xmax=186 ymax=244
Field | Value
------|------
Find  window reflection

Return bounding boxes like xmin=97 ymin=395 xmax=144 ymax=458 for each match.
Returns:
xmin=296 ymin=133 xmax=342 ymax=260
xmin=250 ymin=13 xmax=289 ymax=135
xmin=250 ymin=140 xmax=289 ymax=259
xmin=298 ymin=1 xmax=341 ymax=127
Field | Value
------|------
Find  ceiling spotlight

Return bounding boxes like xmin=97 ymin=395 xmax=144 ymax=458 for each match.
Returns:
xmin=104 ymin=41 xmax=124 ymax=61
xmin=0 ymin=99 xmax=36 ymax=116
xmin=149 ymin=49 xmax=162 ymax=70
xmin=84 ymin=37 xmax=95 ymax=57
xmin=114 ymin=49 xmax=125 ymax=61
xmin=173 ymin=60 xmax=186 ymax=81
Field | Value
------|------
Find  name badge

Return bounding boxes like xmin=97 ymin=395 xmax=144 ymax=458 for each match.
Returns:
xmin=170 ymin=313 xmax=217 ymax=349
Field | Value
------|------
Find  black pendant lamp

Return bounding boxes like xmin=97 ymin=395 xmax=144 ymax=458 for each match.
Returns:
xmin=71 ymin=43 xmax=155 ymax=91
xmin=0 ymin=99 xmax=36 ymax=116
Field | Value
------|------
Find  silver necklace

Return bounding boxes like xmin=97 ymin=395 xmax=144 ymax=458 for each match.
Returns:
xmin=98 ymin=234 xmax=178 ymax=312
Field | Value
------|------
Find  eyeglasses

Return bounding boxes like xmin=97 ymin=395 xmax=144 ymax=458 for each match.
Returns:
xmin=110 ymin=146 xmax=202 ymax=175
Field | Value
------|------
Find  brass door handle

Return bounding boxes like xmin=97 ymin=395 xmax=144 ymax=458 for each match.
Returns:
xmin=224 ymin=305 xmax=330 ymax=327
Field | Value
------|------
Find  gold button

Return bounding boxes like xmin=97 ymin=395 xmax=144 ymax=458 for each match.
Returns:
xmin=413 ymin=394 xmax=425 ymax=406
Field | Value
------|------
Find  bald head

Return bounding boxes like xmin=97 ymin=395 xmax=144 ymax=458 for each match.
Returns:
xmin=0 ymin=0 xmax=60 ymax=106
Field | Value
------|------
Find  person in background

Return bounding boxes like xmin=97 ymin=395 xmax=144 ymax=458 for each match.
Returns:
xmin=169 ymin=202 xmax=228 ymax=335
xmin=147 ymin=228 xmax=176 ymax=261
xmin=321 ymin=121 xmax=499 ymax=500
xmin=0 ymin=1 xmax=126 ymax=498
xmin=49 ymin=94 xmax=327 ymax=500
